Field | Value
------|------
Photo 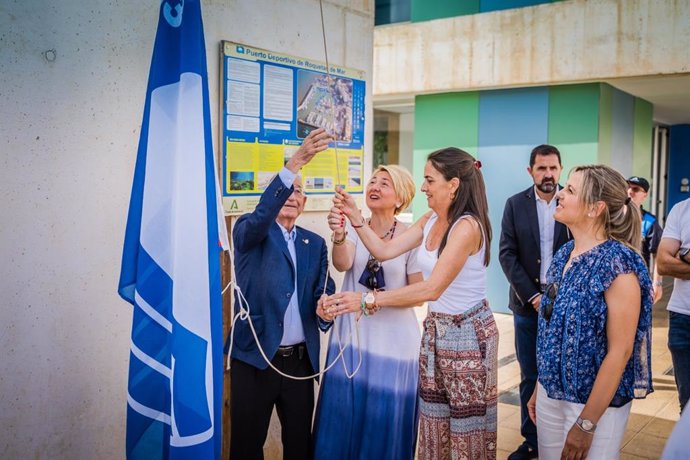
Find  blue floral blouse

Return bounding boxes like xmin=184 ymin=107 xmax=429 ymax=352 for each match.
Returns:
xmin=536 ymin=239 xmax=653 ymax=405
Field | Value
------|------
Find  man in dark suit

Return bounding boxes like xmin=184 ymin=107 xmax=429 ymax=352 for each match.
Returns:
xmin=229 ymin=128 xmax=335 ymax=460
xmin=499 ymin=145 xmax=570 ymax=460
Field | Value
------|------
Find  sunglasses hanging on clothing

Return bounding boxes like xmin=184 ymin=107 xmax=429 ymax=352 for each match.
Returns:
xmin=358 ymin=219 xmax=397 ymax=290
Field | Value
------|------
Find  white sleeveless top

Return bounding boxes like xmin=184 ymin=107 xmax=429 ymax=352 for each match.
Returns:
xmin=417 ymin=213 xmax=487 ymax=314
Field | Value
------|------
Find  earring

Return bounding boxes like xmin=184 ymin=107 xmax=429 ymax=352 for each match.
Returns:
xmin=396 ymin=202 xmax=402 ymax=208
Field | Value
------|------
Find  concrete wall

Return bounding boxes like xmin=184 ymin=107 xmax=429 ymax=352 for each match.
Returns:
xmin=373 ymin=0 xmax=690 ymax=98
xmin=0 ymin=1 xmax=373 ymax=458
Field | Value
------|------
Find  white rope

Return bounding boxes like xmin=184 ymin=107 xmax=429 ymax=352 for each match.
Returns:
xmin=317 ymin=0 xmax=364 ymax=378
xmin=224 ymin=275 xmax=362 ymax=380
xmin=318 ymin=0 xmax=342 ymax=188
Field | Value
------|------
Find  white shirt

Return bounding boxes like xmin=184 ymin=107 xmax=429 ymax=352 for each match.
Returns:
xmin=277 ymin=167 xmax=306 ymax=345
xmin=535 ymin=186 xmax=558 ymax=285
xmin=416 ymin=213 xmax=486 ymax=314
xmin=663 ymin=197 xmax=690 ymax=316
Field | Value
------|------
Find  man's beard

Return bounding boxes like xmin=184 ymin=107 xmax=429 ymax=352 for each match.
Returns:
xmin=537 ymin=180 xmax=556 ymax=194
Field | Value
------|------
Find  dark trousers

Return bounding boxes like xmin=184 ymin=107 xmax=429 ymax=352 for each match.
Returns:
xmin=669 ymin=311 xmax=690 ymax=413
xmin=513 ymin=311 xmax=539 ymax=450
xmin=229 ymin=347 xmax=315 ymax=460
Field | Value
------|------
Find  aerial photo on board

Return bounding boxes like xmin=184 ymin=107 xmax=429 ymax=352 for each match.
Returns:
xmin=296 ymin=69 xmax=353 ymax=142
xmin=230 ymin=171 xmax=255 ymax=191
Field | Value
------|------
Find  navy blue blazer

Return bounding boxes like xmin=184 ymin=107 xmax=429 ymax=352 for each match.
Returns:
xmin=231 ymin=175 xmax=335 ymax=373
xmin=499 ymin=185 xmax=571 ymax=316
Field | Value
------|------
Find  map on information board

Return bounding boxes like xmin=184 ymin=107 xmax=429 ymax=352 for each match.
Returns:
xmin=221 ymin=41 xmax=366 ymax=214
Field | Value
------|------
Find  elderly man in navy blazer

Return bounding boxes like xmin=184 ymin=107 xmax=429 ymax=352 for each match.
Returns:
xmin=499 ymin=145 xmax=571 ymax=460
xmin=229 ymin=128 xmax=335 ymax=460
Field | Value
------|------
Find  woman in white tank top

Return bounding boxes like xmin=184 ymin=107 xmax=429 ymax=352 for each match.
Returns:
xmin=322 ymin=147 xmax=499 ymax=460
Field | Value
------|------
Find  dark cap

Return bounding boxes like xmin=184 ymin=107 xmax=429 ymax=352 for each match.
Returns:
xmin=627 ymin=176 xmax=650 ymax=193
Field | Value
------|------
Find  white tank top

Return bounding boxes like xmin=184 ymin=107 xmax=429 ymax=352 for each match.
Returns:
xmin=417 ymin=213 xmax=487 ymax=314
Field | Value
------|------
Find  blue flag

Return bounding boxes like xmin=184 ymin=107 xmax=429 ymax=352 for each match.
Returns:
xmin=118 ymin=1 xmax=227 ymax=459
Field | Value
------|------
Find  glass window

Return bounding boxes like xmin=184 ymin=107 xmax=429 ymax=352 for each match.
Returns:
xmin=375 ymin=0 xmax=411 ymax=26
xmin=373 ymin=108 xmax=415 ymax=219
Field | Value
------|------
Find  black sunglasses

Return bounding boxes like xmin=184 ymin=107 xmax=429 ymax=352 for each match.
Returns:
xmin=366 ymin=258 xmax=381 ymax=289
xmin=358 ymin=256 xmax=385 ymax=291
xmin=542 ymin=282 xmax=559 ymax=322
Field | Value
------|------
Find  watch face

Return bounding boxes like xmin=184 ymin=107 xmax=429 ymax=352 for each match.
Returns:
xmin=581 ymin=419 xmax=594 ymax=430
xmin=365 ymin=292 xmax=375 ymax=304
xmin=680 ymin=247 xmax=690 ymax=257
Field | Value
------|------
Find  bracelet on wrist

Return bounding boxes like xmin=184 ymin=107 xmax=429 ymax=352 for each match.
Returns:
xmin=360 ymin=292 xmax=370 ymax=316
xmin=331 ymin=231 xmax=347 ymax=245
xmin=350 ymin=214 xmax=365 ymax=229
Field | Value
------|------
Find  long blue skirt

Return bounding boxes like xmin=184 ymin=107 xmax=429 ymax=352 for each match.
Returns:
xmin=313 ymin=308 xmax=420 ymax=460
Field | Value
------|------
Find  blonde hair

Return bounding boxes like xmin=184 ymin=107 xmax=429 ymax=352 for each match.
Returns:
xmin=371 ymin=164 xmax=416 ymax=215
xmin=572 ymin=165 xmax=642 ymax=252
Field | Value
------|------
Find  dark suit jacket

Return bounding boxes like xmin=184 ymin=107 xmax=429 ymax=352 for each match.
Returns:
xmin=499 ymin=185 xmax=571 ymax=316
xmin=231 ymin=174 xmax=335 ymax=373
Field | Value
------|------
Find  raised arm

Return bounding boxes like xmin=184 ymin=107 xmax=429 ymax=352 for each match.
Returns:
xmin=324 ymin=217 xmax=481 ymax=312
xmin=560 ymin=273 xmax=641 ymax=459
xmin=333 ymin=187 xmax=428 ymax=260
xmin=233 ymin=128 xmax=332 ymax=251
xmin=327 ymin=206 xmax=356 ymax=271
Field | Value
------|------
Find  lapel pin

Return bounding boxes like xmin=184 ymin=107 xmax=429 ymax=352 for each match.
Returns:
xmin=302 ymin=238 xmax=309 ymax=245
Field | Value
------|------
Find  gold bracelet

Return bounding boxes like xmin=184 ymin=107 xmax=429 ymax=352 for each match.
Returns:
xmin=331 ymin=231 xmax=347 ymax=245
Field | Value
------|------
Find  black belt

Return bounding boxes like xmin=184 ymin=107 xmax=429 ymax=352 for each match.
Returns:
xmin=276 ymin=343 xmax=305 ymax=359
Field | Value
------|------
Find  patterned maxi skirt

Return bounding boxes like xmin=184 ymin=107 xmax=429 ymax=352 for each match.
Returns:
xmin=417 ymin=300 xmax=499 ymax=460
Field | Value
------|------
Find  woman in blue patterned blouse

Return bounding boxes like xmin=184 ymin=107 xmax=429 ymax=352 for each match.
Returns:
xmin=527 ymin=165 xmax=653 ymax=459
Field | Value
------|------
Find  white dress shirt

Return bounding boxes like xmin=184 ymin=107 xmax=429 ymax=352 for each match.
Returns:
xmin=277 ymin=167 xmax=306 ymax=345
xmin=535 ymin=186 xmax=558 ymax=285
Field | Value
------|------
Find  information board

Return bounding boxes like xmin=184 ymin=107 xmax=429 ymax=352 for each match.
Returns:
xmin=221 ymin=41 xmax=366 ymax=214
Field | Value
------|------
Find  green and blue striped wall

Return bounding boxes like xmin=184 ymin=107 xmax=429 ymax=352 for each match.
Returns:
xmin=413 ymin=83 xmax=653 ymax=313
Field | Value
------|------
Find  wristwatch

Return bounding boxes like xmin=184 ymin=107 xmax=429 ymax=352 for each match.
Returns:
xmin=679 ymin=247 xmax=690 ymax=264
xmin=364 ymin=291 xmax=376 ymax=308
xmin=576 ymin=416 xmax=597 ymax=434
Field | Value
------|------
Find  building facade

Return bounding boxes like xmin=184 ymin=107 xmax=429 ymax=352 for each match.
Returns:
xmin=373 ymin=0 xmax=690 ymax=311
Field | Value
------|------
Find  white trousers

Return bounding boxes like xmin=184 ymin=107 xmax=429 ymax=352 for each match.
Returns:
xmin=536 ymin=383 xmax=632 ymax=460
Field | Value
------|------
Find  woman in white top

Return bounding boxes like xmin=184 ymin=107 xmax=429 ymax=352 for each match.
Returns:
xmin=323 ymin=147 xmax=499 ymax=460
xmin=313 ymin=165 xmax=423 ymax=460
